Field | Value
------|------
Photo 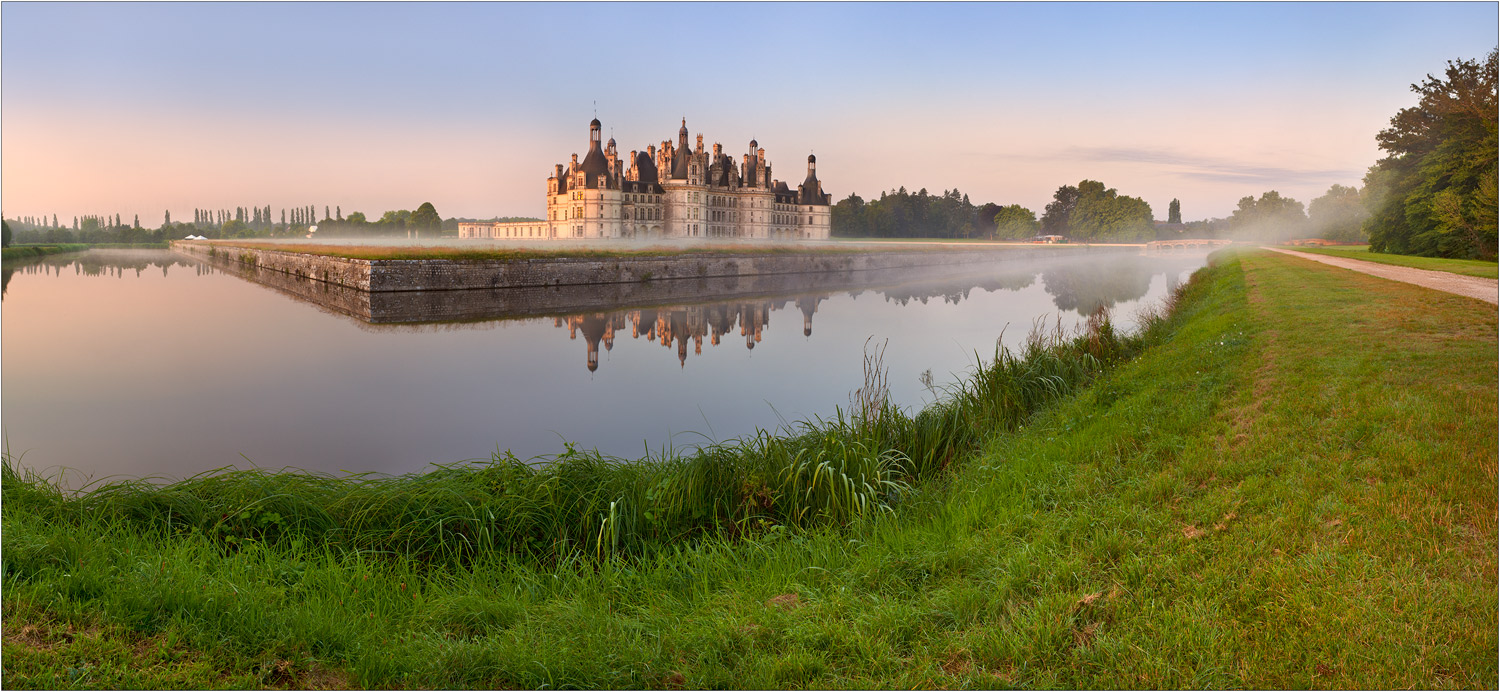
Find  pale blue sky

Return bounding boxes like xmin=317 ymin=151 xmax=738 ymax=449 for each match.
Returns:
xmin=3 ymin=2 xmax=1495 ymax=224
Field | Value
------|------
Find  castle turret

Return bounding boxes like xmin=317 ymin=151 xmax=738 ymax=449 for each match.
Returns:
xmin=671 ymin=120 xmax=691 ymax=180
xmin=799 ymin=154 xmax=826 ymax=205
xmin=581 ymin=118 xmax=610 ymax=189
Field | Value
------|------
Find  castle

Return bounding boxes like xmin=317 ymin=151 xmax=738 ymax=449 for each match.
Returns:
xmin=459 ymin=117 xmax=831 ymax=241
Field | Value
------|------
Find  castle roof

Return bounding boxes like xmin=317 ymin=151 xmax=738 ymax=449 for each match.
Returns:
xmin=634 ymin=150 xmax=658 ymax=184
xmin=581 ymin=145 xmax=609 ymax=188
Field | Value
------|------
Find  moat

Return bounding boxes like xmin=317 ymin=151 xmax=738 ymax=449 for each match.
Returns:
xmin=2 ymin=248 xmax=1210 ymax=484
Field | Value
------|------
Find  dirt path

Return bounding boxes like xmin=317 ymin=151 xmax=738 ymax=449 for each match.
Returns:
xmin=1265 ymin=247 xmax=1499 ymax=305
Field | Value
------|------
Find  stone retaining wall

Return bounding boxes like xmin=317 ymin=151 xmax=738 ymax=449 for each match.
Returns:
xmin=194 ymin=253 xmax=1072 ymax=326
xmin=170 ymin=241 xmax=1121 ymax=294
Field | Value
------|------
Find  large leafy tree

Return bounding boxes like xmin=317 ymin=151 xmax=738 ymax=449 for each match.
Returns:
xmin=1365 ymin=49 xmax=1497 ymax=259
xmin=1040 ymin=184 xmax=1080 ymax=234
xmin=1308 ymin=184 xmax=1369 ymax=242
xmin=1066 ymin=180 xmax=1155 ymax=241
xmin=1229 ymin=191 xmax=1306 ymax=240
xmin=992 ymin=204 xmax=1039 ymax=239
xmin=411 ymin=202 xmax=442 ymax=232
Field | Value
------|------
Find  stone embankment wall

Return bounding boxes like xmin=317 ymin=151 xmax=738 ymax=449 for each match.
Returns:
xmin=170 ymin=241 xmax=1117 ymax=294
xmin=194 ymin=254 xmax=1064 ymax=326
xmin=172 ymin=242 xmax=374 ymax=289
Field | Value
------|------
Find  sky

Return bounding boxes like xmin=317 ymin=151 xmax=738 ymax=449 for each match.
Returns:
xmin=2 ymin=2 xmax=1496 ymax=227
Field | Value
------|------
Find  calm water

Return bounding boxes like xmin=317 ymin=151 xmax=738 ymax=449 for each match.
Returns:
xmin=1 ymin=248 xmax=1209 ymax=485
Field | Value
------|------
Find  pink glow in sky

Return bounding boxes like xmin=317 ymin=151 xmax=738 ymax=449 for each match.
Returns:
xmin=3 ymin=2 xmax=1495 ymax=226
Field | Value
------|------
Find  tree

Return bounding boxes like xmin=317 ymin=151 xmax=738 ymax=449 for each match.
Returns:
xmin=992 ymin=204 xmax=1040 ymax=239
xmin=2 ymin=220 xmax=11 ymax=248
xmin=1055 ymin=180 xmax=1155 ymax=241
xmin=1041 ymin=185 xmax=1080 ymax=234
xmin=1308 ymin=184 xmax=1369 ymax=242
xmin=346 ymin=211 xmax=367 ymax=225
xmin=336 ymin=206 xmax=342 ymax=221
xmin=1168 ymin=199 xmax=1182 ymax=224
xmin=133 ymin=214 xmax=140 ymax=228
xmin=1365 ymin=48 xmax=1497 ymax=259
xmin=222 ymin=219 xmax=249 ymax=237
xmin=411 ymin=202 xmax=441 ymax=233
xmin=1229 ymin=190 xmax=1306 ymax=240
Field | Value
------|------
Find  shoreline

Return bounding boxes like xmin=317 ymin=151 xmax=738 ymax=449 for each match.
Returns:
xmin=170 ymin=240 xmax=1132 ymax=293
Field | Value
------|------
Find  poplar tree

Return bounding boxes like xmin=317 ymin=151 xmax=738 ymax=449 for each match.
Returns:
xmin=1168 ymin=199 xmax=1182 ymax=224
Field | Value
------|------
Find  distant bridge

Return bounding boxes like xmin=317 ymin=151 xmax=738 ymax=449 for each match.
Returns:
xmin=1145 ymin=238 xmax=1233 ymax=255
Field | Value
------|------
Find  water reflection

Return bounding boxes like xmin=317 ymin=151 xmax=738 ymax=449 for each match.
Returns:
xmin=543 ymin=253 xmax=1196 ymax=372
xmin=3 ymin=251 xmax=209 ymax=298
xmin=557 ymin=299 xmax=798 ymax=371
xmin=3 ymin=248 xmax=1212 ymax=482
xmin=1042 ymin=254 xmax=1161 ymax=315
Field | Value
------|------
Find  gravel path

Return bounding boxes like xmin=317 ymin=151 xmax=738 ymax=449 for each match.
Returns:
xmin=1265 ymin=247 xmax=1499 ymax=305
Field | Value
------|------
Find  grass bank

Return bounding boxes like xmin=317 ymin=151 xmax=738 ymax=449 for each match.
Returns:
xmin=1284 ymin=243 xmax=1499 ymax=278
xmin=4 ymin=249 xmax=1494 ymax=688
xmin=1 ymin=244 xmax=89 ymax=263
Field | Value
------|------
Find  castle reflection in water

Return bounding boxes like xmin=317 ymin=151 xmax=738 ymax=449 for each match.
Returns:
xmin=548 ymin=251 xmax=1201 ymax=373
xmin=556 ymin=296 xmax=822 ymax=371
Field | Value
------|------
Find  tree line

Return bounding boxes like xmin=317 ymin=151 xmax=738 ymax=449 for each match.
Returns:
xmin=831 ymin=187 xmax=995 ymax=239
xmin=1364 ymin=48 xmax=1496 ymax=259
xmin=1163 ymin=48 xmax=1495 ymax=258
xmin=830 ymin=182 xmax=1167 ymax=242
xmin=827 ymin=50 xmax=1493 ymax=258
xmin=4 ymin=201 xmax=453 ymax=245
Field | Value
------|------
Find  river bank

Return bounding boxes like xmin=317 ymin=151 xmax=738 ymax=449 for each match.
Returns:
xmin=4 ymin=248 xmax=1494 ymax=688
xmin=2 ymin=244 xmax=89 ymax=263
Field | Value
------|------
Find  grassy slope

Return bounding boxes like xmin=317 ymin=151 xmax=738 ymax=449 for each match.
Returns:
xmin=3 ymin=249 xmax=1494 ymax=688
xmin=1286 ymin=244 xmax=1499 ymax=279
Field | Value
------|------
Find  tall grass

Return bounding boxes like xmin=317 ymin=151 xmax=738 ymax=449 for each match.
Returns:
xmin=4 ymin=285 xmax=1186 ymax=571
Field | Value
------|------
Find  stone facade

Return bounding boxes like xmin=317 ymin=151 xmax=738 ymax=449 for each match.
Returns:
xmin=458 ymin=117 xmax=832 ymax=241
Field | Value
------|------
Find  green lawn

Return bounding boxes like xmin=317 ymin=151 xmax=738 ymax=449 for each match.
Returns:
xmin=4 ymin=249 xmax=1494 ymax=689
xmin=1285 ymin=244 xmax=1499 ymax=279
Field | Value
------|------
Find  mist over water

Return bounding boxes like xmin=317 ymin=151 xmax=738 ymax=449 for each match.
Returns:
xmin=2 ymin=248 xmax=1209 ymax=487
